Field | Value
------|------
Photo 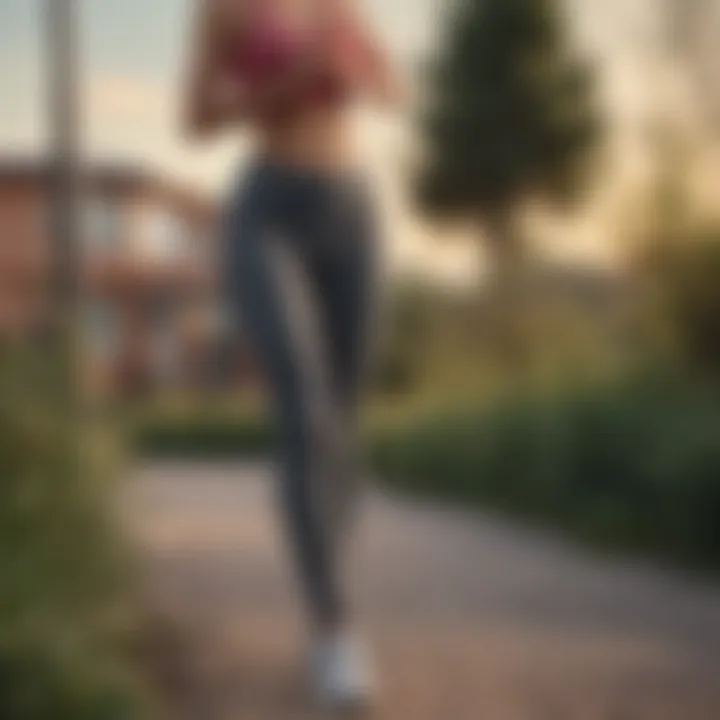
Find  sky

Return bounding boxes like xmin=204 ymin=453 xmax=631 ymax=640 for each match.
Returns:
xmin=0 ymin=0 xmax=701 ymax=278
xmin=0 ymin=0 xmax=437 ymax=188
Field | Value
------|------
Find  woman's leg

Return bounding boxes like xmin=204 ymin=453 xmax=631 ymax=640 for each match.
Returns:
xmin=226 ymin=191 xmax=351 ymax=631
xmin=312 ymin=188 xmax=379 ymax=557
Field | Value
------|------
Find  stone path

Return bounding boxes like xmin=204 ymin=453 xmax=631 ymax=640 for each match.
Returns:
xmin=124 ymin=462 xmax=720 ymax=719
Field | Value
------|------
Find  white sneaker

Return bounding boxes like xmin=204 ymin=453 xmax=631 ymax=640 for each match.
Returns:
xmin=309 ymin=631 xmax=377 ymax=711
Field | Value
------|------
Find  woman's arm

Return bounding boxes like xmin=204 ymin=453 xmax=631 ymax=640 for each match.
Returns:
xmin=182 ymin=0 xmax=248 ymax=141
xmin=361 ymin=42 xmax=404 ymax=108
xmin=336 ymin=1 xmax=404 ymax=109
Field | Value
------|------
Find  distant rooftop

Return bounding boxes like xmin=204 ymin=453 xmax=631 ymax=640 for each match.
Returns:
xmin=0 ymin=154 xmax=214 ymax=217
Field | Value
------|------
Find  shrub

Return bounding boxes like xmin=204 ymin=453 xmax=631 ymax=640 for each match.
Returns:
xmin=133 ymin=406 xmax=273 ymax=459
xmin=370 ymin=368 xmax=720 ymax=567
xmin=637 ymin=231 xmax=720 ymax=377
xmin=0 ymin=345 xmax=147 ymax=719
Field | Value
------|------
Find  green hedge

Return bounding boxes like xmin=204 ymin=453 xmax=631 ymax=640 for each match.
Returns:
xmin=371 ymin=370 xmax=720 ymax=567
xmin=132 ymin=406 xmax=274 ymax=459
xmin=0 ymin=347 xmax=147 ymax=719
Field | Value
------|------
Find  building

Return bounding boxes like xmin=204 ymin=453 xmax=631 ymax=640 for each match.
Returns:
xmin=0 ymin=156 xmax=220 ymax=396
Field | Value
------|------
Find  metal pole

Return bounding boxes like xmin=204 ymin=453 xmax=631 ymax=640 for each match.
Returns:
xmin=46 ymin=0 xmax=81 ymax=339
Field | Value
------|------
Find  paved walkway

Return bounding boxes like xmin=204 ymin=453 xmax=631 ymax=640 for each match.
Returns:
xmin=124 ymin=463 xmax=720 ymax=719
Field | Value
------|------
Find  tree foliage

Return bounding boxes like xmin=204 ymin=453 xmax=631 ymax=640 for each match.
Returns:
xmin=416 ymin=0 xmax=601 ymax=223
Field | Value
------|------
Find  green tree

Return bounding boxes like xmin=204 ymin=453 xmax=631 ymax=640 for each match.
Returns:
xmin=415 ymin=0 xmax=601 ymax=279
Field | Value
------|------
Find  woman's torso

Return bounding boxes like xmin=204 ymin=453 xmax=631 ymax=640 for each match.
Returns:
xmin=217 ymin=0 xmax=365 ymax=169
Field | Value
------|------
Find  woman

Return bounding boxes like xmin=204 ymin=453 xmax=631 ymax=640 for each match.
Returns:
xmin=183 ymin=0 xmax=400 ymax=708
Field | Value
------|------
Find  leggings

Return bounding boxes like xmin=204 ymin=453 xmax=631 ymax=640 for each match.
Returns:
xmin=222 ymin=159 xmax=379 ymax=628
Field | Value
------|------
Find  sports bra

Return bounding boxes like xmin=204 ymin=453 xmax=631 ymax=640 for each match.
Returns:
xmin=224 ymin=2 xmax=371 ymax=121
